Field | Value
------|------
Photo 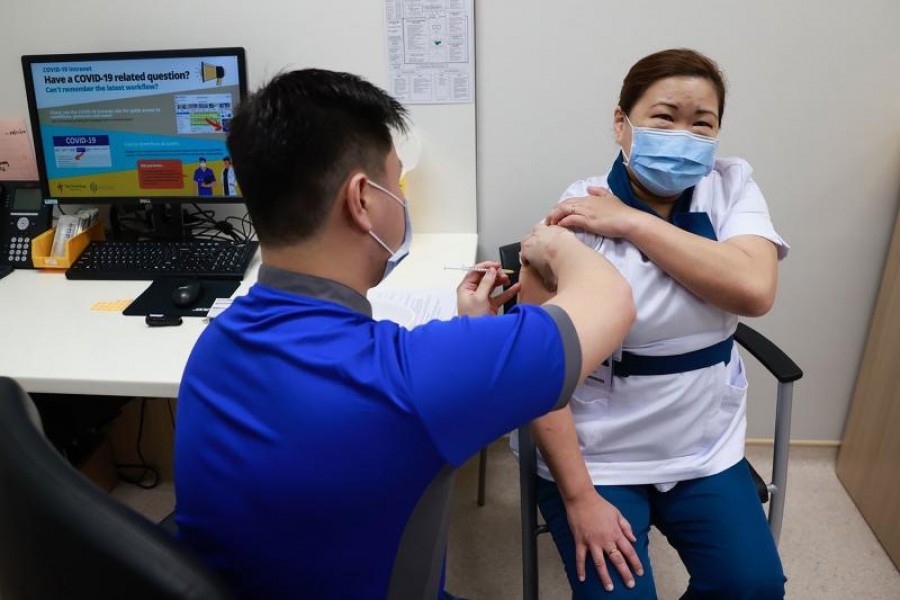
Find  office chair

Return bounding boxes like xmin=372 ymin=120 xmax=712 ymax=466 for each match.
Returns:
xmin=0 ymin=376 xmax=236 ymax=600
xmin=488 ymin=242 xmax=803 ymax=600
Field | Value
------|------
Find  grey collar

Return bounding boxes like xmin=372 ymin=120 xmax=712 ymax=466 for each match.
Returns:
xmin=256 ymin=264 xmax=372 ymax=317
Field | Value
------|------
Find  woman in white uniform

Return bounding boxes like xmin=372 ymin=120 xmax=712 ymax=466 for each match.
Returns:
xmin=531 ymin=49 xmax=789 ymax=599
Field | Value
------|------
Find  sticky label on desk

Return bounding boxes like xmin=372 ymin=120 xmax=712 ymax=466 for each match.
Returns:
xmin=204 ymin=297 xmax=233 ymax=321
xmin=91 ymin=299 xmax=133 ymax=311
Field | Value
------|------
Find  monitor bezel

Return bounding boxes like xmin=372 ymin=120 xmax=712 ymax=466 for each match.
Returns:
xmin=21 ymin=47 xmax=248 ymax=205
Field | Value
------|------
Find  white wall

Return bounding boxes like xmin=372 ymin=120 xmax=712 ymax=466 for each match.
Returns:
xmin=5 ymin=1 xmax=900 ymax=441
xmin=0 ymin=0 xmax=476 ymax=233
xmin=475 ymin=1 xmax=900 ymax=440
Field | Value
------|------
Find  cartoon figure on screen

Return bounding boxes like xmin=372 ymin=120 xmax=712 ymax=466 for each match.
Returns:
xmin=222 ymin=157 xmax=238 ymax=197
xmin=193 ymin=157 xmax=216 ymax=196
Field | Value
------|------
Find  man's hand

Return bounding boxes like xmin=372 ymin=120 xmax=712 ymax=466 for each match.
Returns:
xmin=456 ymin=261 xmax=520 ymax=317
xmin=546 ymin=187 xmax=638 ymax=239
xmin=564 ymin=491 xmax=644 ymax=591
xmin=518 ymin=264 xmax=555 ymax=305
xmin=519 ymin=222 xmax=578 ymax=291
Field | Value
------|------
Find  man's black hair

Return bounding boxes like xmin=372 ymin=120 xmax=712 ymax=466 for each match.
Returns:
xmin=227 ymin=69 xmax=408 ymax=246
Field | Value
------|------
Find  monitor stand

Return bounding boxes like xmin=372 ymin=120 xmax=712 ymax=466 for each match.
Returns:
xmin=109 ymin=202 xmax=187 ymax=241
xmin=148 ymin=203 xmax=186 ymax=241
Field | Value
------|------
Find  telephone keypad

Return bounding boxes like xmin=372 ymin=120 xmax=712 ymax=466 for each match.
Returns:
xmin=6 ymin=241 xmax=28 ymax=262
xmin=4 ymin=235 xmax=33 ymax=263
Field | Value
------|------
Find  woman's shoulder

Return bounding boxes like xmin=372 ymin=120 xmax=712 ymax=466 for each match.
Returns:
xmin=699 ymin=156 xmax=762 ymax=205
xmin=710 ymin=156 xmax=755 ymax=187
xmin=559 ymin=174 xmax=609 ymax=201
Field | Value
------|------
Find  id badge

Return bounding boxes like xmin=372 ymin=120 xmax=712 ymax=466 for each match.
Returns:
xmin=587 ymin=359 xmax=615 ymax=392
xmin=601 ymin=346 xmax=623 ymax=392
xmin=591 ymin=357 xmax=613 ymax=392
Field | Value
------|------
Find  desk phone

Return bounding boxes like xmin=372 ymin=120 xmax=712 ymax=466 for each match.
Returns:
xmin=1 ymin=181 xmax=52 ymax=268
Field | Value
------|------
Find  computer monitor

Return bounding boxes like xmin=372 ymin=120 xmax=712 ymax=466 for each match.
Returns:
xmin=21 ymin=47 xmax=247 ymax=205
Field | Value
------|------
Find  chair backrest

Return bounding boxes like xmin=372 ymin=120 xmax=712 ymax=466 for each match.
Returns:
xmin=499 ymin=242 xmax=522 ymax=313
xmin=0 ymin=377 xmax=235 ymax=600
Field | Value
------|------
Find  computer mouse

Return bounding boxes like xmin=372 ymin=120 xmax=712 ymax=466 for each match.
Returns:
xmin=172 ymin=280 xmax=204 ymax=308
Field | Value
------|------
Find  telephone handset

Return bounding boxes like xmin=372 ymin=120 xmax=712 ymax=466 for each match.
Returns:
xmin=1 ymin=181 xmax=52 ymax=268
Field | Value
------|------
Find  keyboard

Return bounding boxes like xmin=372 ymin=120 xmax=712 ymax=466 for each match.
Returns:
xmin=65 ymin=240 xmax=259 ymax=280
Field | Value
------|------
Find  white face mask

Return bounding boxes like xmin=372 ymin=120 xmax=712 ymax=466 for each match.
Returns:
xmin=367 ymin=180 xmax=412 ymax=281
xmin=199 ymin=162 xmax=207 ymax=169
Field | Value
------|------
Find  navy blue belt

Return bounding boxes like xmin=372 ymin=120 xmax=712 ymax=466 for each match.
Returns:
xmin=608 ymin=336 xmax=734 ymax=378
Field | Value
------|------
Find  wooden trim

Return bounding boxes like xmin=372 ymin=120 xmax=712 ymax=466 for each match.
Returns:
xmin=835 ymin=207 xmax=900 ymax=570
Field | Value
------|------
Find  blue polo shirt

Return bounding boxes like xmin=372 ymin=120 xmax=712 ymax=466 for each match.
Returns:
xmin=175 ymin=264 xmax=581 ymax=599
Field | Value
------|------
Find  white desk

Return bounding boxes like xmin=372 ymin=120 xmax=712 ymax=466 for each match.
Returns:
xmin=0 ymin=233 xmax=477 ymax=398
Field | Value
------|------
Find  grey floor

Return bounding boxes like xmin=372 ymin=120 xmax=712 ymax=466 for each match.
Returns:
xmin=115 ymin=443 xmax=900 ymax=599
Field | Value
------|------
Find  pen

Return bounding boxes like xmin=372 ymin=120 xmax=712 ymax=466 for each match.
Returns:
xmin=444 ymin=265 xmax=516 ymax=274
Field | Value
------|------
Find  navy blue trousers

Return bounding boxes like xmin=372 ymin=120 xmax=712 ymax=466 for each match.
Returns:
xmin=536 ymin=459 xmax=785 ymax=599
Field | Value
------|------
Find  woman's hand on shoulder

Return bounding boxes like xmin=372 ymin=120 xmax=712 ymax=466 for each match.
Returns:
xmin=547 ymin=187 xmax=638 ymax=239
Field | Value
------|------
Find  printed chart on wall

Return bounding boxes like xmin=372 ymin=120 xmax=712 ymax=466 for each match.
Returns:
xmin=27 ymin=55 xmax=240 ymax=199
xmin=383 ymin=0 xmax=474 ymax=104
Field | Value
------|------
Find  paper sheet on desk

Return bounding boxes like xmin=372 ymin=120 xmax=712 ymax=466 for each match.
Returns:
xmin=368 ymin=287 xmax=456 ymax=328
xmin=204 ymin=298 xmax=234 ymax=321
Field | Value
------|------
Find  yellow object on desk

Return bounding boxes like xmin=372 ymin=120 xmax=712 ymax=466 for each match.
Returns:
xmin=90 ymin=299 xmax=134 ymax=312
xmin=31 ymin=220 xmax=105 ymax=269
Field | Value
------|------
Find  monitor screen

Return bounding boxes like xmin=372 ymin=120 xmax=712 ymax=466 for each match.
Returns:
xmin=22 ymin=47 xmax=247 ymax=204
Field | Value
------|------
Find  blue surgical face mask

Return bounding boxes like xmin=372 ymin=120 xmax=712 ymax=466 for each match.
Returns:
xmin=622 ymin=116 xmax=719 ymax=197
xmin=367 ymin=180 xmax=412 ymax=281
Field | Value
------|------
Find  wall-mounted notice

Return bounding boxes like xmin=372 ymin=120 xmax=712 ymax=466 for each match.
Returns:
xmin=0 ymin=118 xmax=39 ymax=181
xmin=384 ymin=0 xmax=474 ymax=104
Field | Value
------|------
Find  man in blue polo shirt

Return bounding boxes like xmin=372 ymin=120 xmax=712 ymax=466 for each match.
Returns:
xmin=174 ymin=68 xmax=635 ymax=600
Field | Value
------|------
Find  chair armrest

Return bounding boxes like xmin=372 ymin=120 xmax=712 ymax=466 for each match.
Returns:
xmin=734 ymin=323 xmax=803 ymax=383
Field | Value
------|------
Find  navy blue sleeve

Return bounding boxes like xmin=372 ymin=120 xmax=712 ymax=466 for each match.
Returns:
xmin=380 ymin=304 xmax=580 ymax=466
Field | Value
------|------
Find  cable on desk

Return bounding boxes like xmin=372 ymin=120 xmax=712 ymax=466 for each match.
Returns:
xmin=104 ymin=203 xmax=256 ymax=243
xmin=184 ymin=204 xmax=253 ymax=242
xmin=226 ymin=212 xmax=256 ymax=241
xmin=115 ymin=399 xmax=160 ymax=490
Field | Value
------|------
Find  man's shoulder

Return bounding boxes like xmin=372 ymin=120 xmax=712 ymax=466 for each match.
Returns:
xmin=404 ymin=308 xmax=558 ymax=349
xmin=210 ymin=286 xmax=372 ymax=335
